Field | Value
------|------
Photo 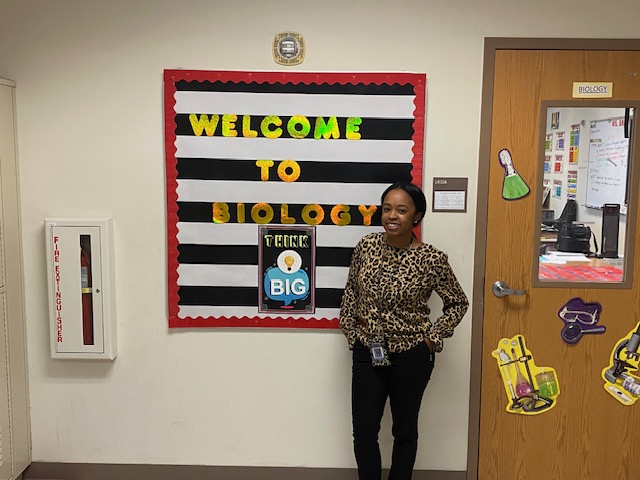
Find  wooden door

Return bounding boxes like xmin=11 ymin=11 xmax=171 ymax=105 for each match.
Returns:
xmin=478 ymin=49 xmax=640 ymax=479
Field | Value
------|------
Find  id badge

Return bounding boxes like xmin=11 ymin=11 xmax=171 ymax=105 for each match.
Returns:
xmin=370 ymin=337 xmax=391 ymax=367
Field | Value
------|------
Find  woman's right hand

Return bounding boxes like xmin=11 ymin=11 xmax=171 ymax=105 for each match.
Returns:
xmin=424 ymin=336 xmax=436 ymax=354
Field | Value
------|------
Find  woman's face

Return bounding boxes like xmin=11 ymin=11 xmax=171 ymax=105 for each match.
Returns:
xmin=381 ymin=188 xmax=421 ymax=240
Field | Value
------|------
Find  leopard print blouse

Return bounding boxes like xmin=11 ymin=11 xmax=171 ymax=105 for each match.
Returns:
xmin=339 ymin=232 xmax=469 ymax=353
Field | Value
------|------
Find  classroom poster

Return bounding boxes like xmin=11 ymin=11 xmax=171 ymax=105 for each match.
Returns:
xmin=544 ymin=155 xmax=551 ymax=173
xmin=569 ymin=146 xmax=579 ymax=164
xmin=554 ymin=155 xmax=564 ymax=174
xmin=555 ymin=131 xmax=565 ymax=151
xmin=258 ymin=226 xmax=315 ymax=314
xmin=567 ymin=170 xmax=577 ymax=200
xmin=553 ymin=179 xmax=562 ymax=198
xmin=569 ymin=124 xmax=580 ymax=164
xmin=545 ymin=134 xmax=553 ymax=152
xmin=163 ymin=70 xmax=426 ymax=328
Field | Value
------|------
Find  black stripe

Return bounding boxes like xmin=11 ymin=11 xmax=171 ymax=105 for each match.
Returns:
xmin=176 ymin=159 xmax=413 ymax=183
xmin=177 ymin=202 xmax=383 ymax=226
xmin=178 ymin=244 xmax=354 ymax=266
xmin=178 ymin=245 xmax=258 ymax=265
xmin=175 ymin=80 xmax=416 ymax=95
xmin=178 ymin=286 xmax=344 ymax=308
xmin=174 ymin=115 xmax=415 ymax=140
xmin=316 ymin=247 xmax=355 ymax=267
xmin=179 ymin=286 xmax=257 ymax=306
xmin=315 ymin=288 xmax=345 ymax=308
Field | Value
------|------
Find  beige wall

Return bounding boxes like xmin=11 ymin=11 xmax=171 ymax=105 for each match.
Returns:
xmin=1 ymin=0 xmax=639 ymax=472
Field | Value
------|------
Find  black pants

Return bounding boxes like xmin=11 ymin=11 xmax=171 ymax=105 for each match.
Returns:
xmin=351 ymin=340 xmax=435 ymax=480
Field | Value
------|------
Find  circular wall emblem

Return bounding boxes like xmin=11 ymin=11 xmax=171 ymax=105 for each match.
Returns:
xmin=273 ymin=32 xmax=305 ymax=66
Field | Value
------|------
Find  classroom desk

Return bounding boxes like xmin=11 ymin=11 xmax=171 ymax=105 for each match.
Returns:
xmin=539 ymin=224 xmax=624 ymax=281
xmin=540 ymin=225 xmax=558 ymax=253
xmin=540 ymin=232 xmax=558 ymax=244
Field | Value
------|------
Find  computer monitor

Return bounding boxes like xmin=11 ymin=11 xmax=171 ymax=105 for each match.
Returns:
xmin=601 ymin=204 xmax=620 ymax=258
xmin=543 ymin=199 xmax=577 ymax=228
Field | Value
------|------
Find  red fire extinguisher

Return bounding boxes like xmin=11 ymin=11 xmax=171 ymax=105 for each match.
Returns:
xmin=80 ymin=236 xmax=94 ymax=345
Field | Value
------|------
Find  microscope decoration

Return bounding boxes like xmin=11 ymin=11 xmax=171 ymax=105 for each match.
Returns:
xmin=493 ymin=334 xmax=560 ymax=415
xmin=558 ymin=298 xmax=606 ymax=345
xmin=602 ymin=322 xmax=640 ymax=406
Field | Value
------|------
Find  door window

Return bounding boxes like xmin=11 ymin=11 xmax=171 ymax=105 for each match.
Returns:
xmin=535 ymin=104 xmax=637 ymax=286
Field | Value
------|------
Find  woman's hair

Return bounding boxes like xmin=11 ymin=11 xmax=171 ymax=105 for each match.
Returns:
xmin=380 ymin=182 xmax=427 ymax=224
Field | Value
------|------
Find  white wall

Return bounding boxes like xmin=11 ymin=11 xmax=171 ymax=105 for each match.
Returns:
xmin=1 ymin=0 xmax=639 ymax=471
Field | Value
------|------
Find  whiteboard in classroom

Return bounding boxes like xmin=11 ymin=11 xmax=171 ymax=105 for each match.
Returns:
xmin=586 ymin=117 xmax=629 ymax=211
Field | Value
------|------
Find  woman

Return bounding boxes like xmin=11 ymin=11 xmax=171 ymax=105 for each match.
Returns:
xmin=339 ymin=182 xmax=469 ymax=480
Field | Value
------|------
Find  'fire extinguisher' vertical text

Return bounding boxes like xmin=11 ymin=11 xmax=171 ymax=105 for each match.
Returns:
xmin=53 ymin=236 xmax=63 ymax=342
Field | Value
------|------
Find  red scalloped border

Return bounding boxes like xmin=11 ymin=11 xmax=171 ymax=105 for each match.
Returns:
xmin=164 ymin=70 xmax=426 ymax=328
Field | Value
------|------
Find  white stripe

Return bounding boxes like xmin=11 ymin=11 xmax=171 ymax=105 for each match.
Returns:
xmin=174 ymin=136 xmax=413 ymax=162
xmin=176 ymin=179 xmax=388 ymax=204
xmin=177 ymin=305 xmax=341 ymax=321
xmin=319 ymin=224 xmax=384 ymax=246
xmin=177 ymin=222 xmax=382 ymax=247
xmin=178 ymin=264 xmax=257 ymax=286
xmin=315 ymin=267 xmax=349 ymax=288
xmin=174 ymin=91 xmax=416 ymax=118
xmin=177 ymin=264 xmax=349 ymax=289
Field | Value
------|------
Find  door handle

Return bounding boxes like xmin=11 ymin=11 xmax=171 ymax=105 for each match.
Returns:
xmin=492 ymin=280 xmax=526 ymax=297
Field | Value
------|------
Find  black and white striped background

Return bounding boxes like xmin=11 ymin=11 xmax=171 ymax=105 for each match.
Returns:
xmin=164 ymin=70 xmax=425 ymax=328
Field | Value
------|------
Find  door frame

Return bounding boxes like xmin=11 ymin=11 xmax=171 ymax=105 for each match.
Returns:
xmin=467 ymin=37 xmax=640 ymax=480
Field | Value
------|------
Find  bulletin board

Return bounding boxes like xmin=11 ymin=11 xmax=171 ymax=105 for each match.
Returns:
xmin=586 ymin=117 xmax=629 ymax=210
xmin=164 ymin=70 xmax=426 ymax=329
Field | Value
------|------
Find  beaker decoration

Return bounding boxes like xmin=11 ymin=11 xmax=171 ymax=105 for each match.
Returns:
xmin=498 ymin=148 xmax=530 ymax=200
xmin=492 ymin=334 xmax=560 ymax=415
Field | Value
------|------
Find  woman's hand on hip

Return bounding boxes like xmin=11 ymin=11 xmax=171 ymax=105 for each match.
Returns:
xmin=424 ymin=337 xmax=436 ymax=354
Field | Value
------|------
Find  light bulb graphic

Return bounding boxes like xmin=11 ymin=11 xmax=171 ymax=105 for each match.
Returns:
xmin=277 ymin=250 xmax=302 ymax=274
xmin=284 ymin=255 xmax=295 ymax=271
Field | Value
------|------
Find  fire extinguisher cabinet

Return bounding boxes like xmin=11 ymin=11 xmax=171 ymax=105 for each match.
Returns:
xmin=45 ymin=218 xmax=116 ymax=359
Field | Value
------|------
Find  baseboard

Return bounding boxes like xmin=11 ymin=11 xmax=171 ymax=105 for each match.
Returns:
xmin=24 ymin=462 xmax=466 ymax=480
